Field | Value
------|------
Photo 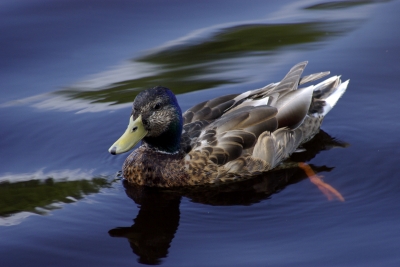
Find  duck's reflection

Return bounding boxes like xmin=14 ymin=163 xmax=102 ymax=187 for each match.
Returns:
xmin=108 ymin=130 xmax=347 ymax=265
xmin=108 ymin=186 xmax=181 ymax=265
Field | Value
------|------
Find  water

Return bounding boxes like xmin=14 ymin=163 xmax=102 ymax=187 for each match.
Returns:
xmin=1 ymin=0 xmax=400 ymax=266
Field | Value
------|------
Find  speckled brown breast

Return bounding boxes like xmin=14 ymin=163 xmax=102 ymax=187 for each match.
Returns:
xmin=123 ymin=146 xmax=222 ymax=187
xmin=123 ymin=147 xmax=187 ymax=187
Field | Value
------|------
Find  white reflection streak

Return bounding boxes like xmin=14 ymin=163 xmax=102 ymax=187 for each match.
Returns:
xmin=71 ymin=61 xmax=157 ymax=90
xmin=0 ymin=168 xmax=98 ymax=183
xmin=32 ymin=96 xmax=132 ymax=114
xmin=0 ymin=212 xmax=36 ymax=227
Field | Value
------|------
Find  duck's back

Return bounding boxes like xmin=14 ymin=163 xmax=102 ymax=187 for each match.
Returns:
xmin=180 ymin=61 xmax=349 ymax=182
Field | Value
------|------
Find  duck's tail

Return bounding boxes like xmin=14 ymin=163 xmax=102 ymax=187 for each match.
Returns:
xmin=309 ymin=76 xmax=350 ymax=117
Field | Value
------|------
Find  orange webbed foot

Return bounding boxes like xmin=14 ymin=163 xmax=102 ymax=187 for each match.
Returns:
xmin=298 ymin=163 xmax=345 ymax=202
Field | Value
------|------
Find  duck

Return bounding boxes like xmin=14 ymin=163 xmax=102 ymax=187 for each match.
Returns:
xmin=109 ymin=61 xmax=349 ymax=188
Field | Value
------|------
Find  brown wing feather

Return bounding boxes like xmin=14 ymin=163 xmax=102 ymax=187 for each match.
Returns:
xmin=217 ymin=130 xmax=257 ymax=149
xmin=270 ymin=61 xmax=308 ymax=94
xmin=190 ymin=106 xmax=279 ymax=166
xmin=183 ymin=94 xmax=238 ymax=124
xmin=299 ymin=71 xmax=330 ymax=85
xmin=212 ymin=106 xmax=277 ymax=133
xmin=251 ymin=126 xmax=304 ymax=170
xmin=274 ymin=86 xmax=314 ymax=129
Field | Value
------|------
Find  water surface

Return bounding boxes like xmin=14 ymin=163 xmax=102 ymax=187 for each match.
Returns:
xmin=1 ymin=0 xmax=400 ymax=266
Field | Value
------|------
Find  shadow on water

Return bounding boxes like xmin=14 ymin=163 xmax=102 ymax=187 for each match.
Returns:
xmin=108 ymin=130 xmax=348 ymax=265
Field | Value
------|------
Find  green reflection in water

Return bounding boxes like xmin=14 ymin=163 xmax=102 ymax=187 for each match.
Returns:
xmin=60 ymin=21 xmax=357 ymax=105
xmin=0 ymin=177 xmax=111 ymax=217
xmin=138 ymin=23 xmax=342 ymax=66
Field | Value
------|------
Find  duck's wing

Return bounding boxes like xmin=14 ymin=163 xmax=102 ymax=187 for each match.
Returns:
xmin=191 ymin=105 xmax=279 ymax=165
xmin=189 ymin=99 xmax=313 ymax=170
xmin=183 ymin=62 xmax=312 ymax=163
xmin=183 ymin=62 xmax=348 ymax=179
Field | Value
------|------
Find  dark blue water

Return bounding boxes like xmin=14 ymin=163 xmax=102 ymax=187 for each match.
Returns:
xmin=1 ymin=1 xmax=400 ymax=266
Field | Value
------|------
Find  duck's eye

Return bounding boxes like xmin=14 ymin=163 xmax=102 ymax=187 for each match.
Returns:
xmin=154 ymin=103 xmax=162 ymax=110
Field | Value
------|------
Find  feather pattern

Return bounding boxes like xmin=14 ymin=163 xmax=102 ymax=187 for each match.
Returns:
xmin=111 ymin=62 xmax=349 ymax=187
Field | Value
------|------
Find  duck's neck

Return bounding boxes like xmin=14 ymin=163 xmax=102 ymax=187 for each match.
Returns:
xmin=142 ymin=119 xmax=182 ymax=154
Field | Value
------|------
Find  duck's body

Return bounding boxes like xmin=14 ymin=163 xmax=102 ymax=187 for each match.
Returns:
xmin=109 ymin=62 xmax=349 ymax=187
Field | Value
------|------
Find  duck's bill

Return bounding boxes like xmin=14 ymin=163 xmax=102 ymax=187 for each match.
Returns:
xmin=108 ymin=115 xmax=148 ymax=155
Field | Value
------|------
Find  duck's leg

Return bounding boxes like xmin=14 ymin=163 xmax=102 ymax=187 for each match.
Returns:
xmin=298 ymin=163 xmax=344 ymax=202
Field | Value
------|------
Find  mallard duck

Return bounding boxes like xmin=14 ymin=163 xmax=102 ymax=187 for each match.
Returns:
xmin=109 ymin=62 xmax=349 ymax=187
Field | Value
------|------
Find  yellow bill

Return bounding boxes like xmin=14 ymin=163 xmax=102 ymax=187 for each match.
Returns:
xmin=108 ymin=115 xmax=148 ymax=155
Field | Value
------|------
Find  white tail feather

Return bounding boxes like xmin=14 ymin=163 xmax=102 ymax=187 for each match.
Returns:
xmin=322 ymin=79 xmax=349 ymax=116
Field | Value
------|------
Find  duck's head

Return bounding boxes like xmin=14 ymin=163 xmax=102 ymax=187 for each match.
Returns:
xmin=108 ymin=86 xmax=183 ymax=155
